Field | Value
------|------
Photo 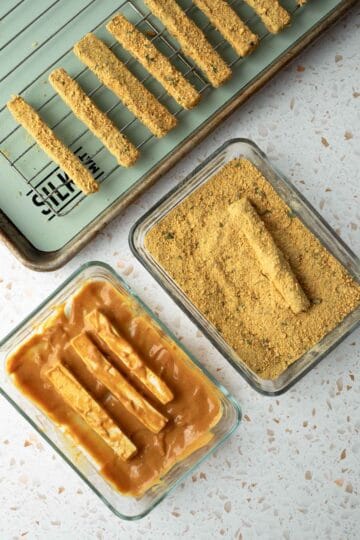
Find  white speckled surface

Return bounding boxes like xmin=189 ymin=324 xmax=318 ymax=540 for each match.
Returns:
xmin=0 ymin=7 xmax=359 ymax=540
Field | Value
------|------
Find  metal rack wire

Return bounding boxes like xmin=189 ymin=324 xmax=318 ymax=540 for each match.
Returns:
xmin=0 ymin=0 xmax=302 ymax=217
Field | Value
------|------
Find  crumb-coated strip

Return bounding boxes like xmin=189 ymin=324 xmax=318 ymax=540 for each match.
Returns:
xmin=46 ymin=363 xmax=137 ymax=460
xmin=106 ymin=14 xmax=200 ymax=109
xmin=144 ymin=0 xmax=232 ymax=88
xmin=73 ymin=34 xmax=177 ymax=138
xmin=86 ymin=310 xmax=174 ymax=405
xmin=245 ymin=0 xmax=291 ymax=34
xmin=7 ymin=96 xmax=99 ymax=194
xmin=193 ymin=0 xmax=259 ymax=57
xmin=49 ymin=68 xmax=138 ymax=167
xmin=71 ymin=333 xmax=168 ymax=434
xmin=229 ymin=198 xmax=310 ymax=314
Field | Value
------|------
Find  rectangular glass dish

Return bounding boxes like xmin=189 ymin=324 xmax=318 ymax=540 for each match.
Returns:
xmin=0 ymin=261 xmax=241 ymax=520
xmin=130 ymin=139 xmax=360 ymax=395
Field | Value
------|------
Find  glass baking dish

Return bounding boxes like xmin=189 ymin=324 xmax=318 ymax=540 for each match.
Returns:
xmin=0 ymin=261 xmax=241 ymax=520
xmin=130 ymin=138 xmax=360 ymax=396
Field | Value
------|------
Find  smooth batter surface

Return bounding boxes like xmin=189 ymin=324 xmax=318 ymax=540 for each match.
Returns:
xmin=145 ymin=158 xmax=360 ymax=379
xmin=6 ymin=281 xmax=222 ymax=496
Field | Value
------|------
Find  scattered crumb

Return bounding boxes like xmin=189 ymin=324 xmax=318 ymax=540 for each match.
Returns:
xmin=305 ymin=470 xmax=312 ymax=480
xmin=340 ymin=449 xmax=346 ymax=460
xmin=321 ymin=137 xmax=329 ymax=148
xmin=345 ymin=482 xmax=353 ymax=494
xmin=344 ymin=131 xmax=353 ymax=140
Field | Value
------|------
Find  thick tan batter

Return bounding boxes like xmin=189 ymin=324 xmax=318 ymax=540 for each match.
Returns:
xmin=7 ymin=281 xmax=222 ymax=496
xmin=145 ymin=158 xmax=360 ymax=379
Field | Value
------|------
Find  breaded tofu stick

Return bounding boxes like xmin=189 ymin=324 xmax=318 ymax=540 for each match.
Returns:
xmin=193 ymin=0 xmax=259 ymax=57
xmin=144 ymin=0 xmax=232 ymax=87
xmin=71 ymin=333 xmax=168 ymax=433
xmin=74 ymin=34 xmax=176 ymax=138
xmin=229 ymin=198 xmax=310 ymax=314
xmin=245 ymin=0 xmax=291 ymax=34
xmin=86 ymin=310 xmax=174 ymax=404
xmin=49 ymin=68 xmax=138 ymax=167
xmin=46 ymin=363 xmax=136 ymax=460
xmin=7 ymin=96 xmax=99 ymax=194
xmin=106 ymin=14 xmax=200 ymax=109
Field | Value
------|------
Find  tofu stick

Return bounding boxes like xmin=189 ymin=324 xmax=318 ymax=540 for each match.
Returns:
xmin=144 ymin=0 xmax=232 ymax=88
xmin=49 ymin=68 xmax=139 ymax=167
xmin=229 ymin=198 xmax=310 ymax=314
xmin=46 ymin=363 xmax=136 ymax=460
xmin=7 ymin=96 xmax=99 ymax=194
xmin=86 ymin=310 xmax=174 ymax=404
xmin=244 ymin=0 xmax=291 ymax=33
xmin=193 ymin=0 xmax=259 ymax=57
xmin=73 ymin=34 xmax=177 ymax=138
xmin=106 ymin=14 xmax=200 ymax=109
xmin=71 ymin=333 xmax=168 ymax=433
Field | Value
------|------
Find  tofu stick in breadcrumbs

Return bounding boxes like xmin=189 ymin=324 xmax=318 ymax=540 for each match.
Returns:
xmin=107 ymin=15 xmax=200 ymax=109
xmin=7 ymin=96 xmax=99 ymax=194
xmin=74 ymin=34 xmax=177 ymax=138
xmin=193 ymin=0 xmax=259 ymax=57
xmin=229 ymin=198 xmax=310 ymax=314
xmin=49 ymin=68 xmax=139 ymax=167
xmin=144 ymin=0 xmax=232 ymax=88
xmin=245 ymin=0 xmax=290 ymax=34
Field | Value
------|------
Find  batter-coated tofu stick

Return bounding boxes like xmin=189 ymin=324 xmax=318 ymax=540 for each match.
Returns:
xmin=86 ymin=310 xmax=174 ymax=405
xmin=193 ymin=0 xmax=259 ymax=57
xmin=46 ymin=363 xmax=137 ymax=460
xmin=244 ymin=0 xmax=291 ymax=34
xmin=7 ymin=96 xmax=99 ymax=194
xmin=106 ymin=14 xmax=200 ymax=109
xmin=49 ymin=68 xmax=139 ymax=167
xmin=144 ymin=0 xmax=232 ymax=88
xmin=73 ymin=34 xmax=177 ymax=138
xmin=71 ymin=333 xmax=168 ymax=434
xmin=229 ymin=198 xmax=310 ymax=314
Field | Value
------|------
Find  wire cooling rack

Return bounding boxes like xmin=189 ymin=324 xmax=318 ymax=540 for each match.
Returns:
xmin=0 ymin=0 xmax=302 ymax=217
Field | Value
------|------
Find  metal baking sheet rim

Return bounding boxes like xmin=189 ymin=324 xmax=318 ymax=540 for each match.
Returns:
xmin=0 ymin=0 xmax=356 ymax=272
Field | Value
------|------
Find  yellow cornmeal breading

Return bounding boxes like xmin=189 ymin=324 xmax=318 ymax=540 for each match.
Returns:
xmin=86 ymin=310 xmax=174 ymax=404
xmin=74 ymin=33 xmax=177 ymax=138
xmin=46 ymin=363 xmax=137 ymax=460
xmin=229 ymin=198 xmax=310 ymax=314
xmin=245 ymin=0 xmax=291 ymax=34
xmin=193 ymin=0 xmax=259 ymax=57
xmin=71 ymin=333 xmax=168 ymax=434
xmin=144 ymin=0 xmax=232 ymax=88
xmin=49 ymin=68 xmax=138 ymax=167
xmin=107 ymin=15 xmax=200 ymax=109
xmin=7 ymin=96 xmax=99 ymax=195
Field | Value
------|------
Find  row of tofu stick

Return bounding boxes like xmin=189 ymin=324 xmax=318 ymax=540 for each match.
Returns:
xmin=47 ymin=309 xmax=174 ymax=461
xmin=7 ymin=0 xmax=309 ymax=195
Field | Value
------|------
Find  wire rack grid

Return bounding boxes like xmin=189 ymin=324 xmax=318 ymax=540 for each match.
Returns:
xmin=0 ymin=0 xmax=302 ymax=217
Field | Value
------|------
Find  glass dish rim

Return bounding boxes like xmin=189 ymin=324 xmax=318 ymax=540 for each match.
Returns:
xmin=0 ymin=260 xmax=242 ymax=521
xmin=129 ymin=137 xmax=360 ymax=396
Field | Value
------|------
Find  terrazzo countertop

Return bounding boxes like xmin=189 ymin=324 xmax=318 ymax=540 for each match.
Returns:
xmin=0 ymin=6 xmax=359 ymax=540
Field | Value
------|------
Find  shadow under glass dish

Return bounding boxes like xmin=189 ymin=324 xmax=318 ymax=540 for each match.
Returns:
xmin=129 ymin=138 xmax=360 ymax=396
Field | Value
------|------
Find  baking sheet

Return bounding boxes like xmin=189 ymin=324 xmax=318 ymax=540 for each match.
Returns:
xmin=0 ymin=0 xmax=355 ymax=269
